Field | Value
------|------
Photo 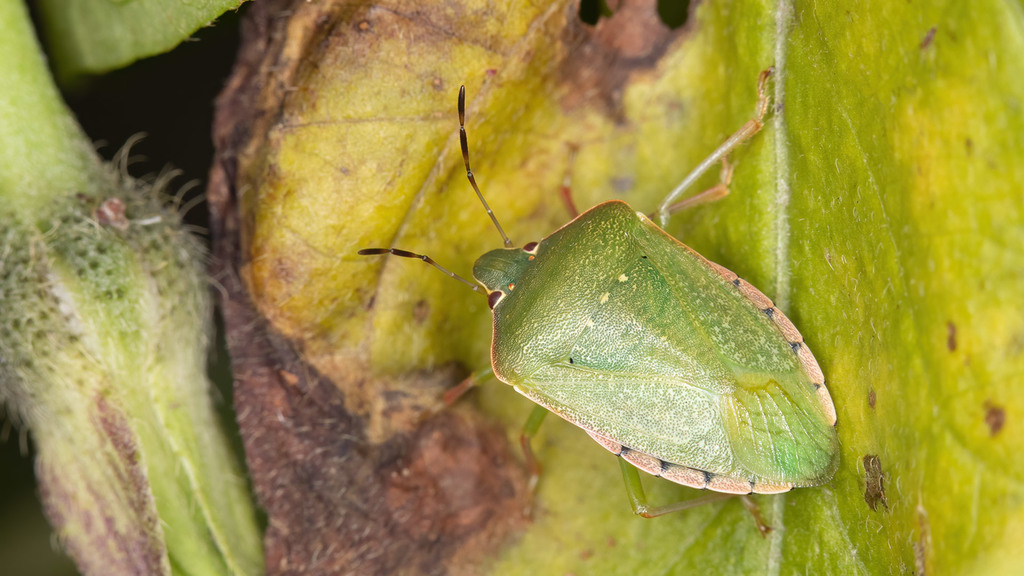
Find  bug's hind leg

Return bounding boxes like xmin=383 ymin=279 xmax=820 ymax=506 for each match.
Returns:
xmin=739 ymin=495 xmax=772 ymax=538
xmin=619 ymin=459 xmax=732 ymax=517
xmin=618 ymin=460 xmax=772 ymax=536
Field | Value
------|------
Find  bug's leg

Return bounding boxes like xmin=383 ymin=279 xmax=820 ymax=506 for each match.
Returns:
xmin=656 ymin=67 xmax=774 ymax=227
xmin=739 ymin=495 xmax=772 ymax=538
xmin=443 ymin=366 xmax=493 ymax=405
xmin=619 ymin=461 xmax=774 ymax=535
xmin=520 ymin=405 xmax=549 ymax=493
xmin=661 ymin=158 xmax=735 ymax=217
xmin=558 ymin=145 xmax=580 ymax=218
xmin=618 ymin=459 xmax=733 ymax=518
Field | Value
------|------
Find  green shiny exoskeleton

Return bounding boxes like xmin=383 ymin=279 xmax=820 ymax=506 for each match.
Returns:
xmin=474 ymin=201 xmax=838 ymax=494
xmin=361 ymin=72 xmax=839 ymax=517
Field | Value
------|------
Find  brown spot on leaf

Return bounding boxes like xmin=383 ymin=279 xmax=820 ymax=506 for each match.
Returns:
xmin=946 ymin=321 xmax=957 ymax=351
xmin=867 ymin=388 xmax=876 ymax=409
xmin=1009 ymin=330 xmax=1024 ymax=357
xmin=414 ymin=299 xmax=430 ymax=324
xmin=863 ymin=454 xmax=888 ymax=511
xmin=984 ymin=400 xmax=1005 ymax=436
xmin=920 ymin=26 xmax=937 ymax=49
xmin=559 ymin=0 xmax=687 ymax=117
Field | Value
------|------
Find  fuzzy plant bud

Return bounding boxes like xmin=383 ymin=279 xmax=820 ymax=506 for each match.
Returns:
xmin=0 ymin=2 xmax=262 ymax=575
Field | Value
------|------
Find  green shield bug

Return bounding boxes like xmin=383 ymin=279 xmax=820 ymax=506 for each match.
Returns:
xmin=360 ymin=69 xmax=839 ymax=520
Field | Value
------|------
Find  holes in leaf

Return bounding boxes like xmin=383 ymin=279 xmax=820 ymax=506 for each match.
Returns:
xmin=578 ymin=0 xmax=609 ymax=25
xmin=578 ymin=0 xmax=690 ymax=29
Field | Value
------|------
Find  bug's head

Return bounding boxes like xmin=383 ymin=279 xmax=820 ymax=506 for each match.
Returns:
xmin=472 ymin=242 xmax=539 ymax=308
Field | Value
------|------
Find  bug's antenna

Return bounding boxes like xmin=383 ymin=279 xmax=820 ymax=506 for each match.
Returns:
xmin=459 ymin=86 xmax=513 ymax=248
xmin=358 ymin=248 xmax=487 ymax=296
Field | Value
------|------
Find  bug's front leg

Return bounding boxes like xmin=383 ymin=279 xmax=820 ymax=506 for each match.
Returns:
xmin=659 ymin=158 xmax=735 ymax=217
xmin=656 ymin=66 xmax=775 ymax=227
xmin=558 ymin=144 xmax=580 ymax=219
xmin=520 ymin=405 xmax=549 ymax=494
xmin=442 ymin=366 xmax=493 ymax=405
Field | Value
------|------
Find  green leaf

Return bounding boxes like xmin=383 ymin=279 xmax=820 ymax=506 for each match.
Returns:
xmin=241 ymin=0 xmax=1024 ymax=572
xmin=34 ymin=0 xmax=245 ymax=79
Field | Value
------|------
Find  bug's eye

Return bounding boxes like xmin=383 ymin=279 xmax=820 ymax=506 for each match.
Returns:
xmin=522 ymin=241 xmax=539 ymax=254
xmin=488 ymin=291 xmax=504 ymax=309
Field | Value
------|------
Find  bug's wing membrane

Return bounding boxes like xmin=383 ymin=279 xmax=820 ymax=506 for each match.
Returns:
xmin=720 ymin=373 xmax=840 ymax=486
